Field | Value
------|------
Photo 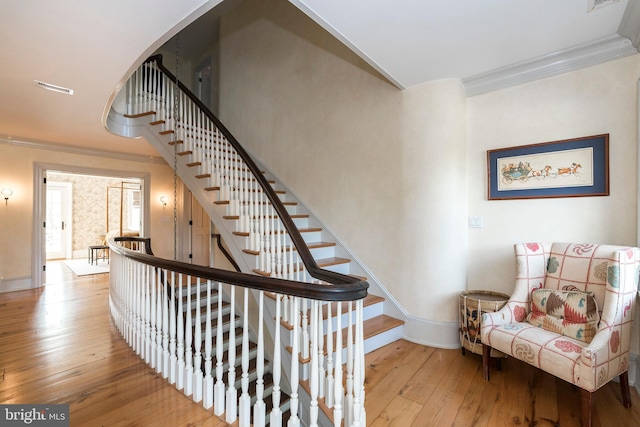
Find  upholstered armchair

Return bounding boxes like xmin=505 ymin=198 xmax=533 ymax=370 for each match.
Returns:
xmin=480 ymin=242 xmax=640 ymax=427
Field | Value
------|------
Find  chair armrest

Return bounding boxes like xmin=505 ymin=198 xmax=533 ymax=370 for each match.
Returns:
xmin=482 ymin=301 xmax=527 ymax=327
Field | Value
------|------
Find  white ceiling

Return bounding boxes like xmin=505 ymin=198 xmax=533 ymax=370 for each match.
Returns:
xmin=0 ymin=0 xmax=637 ymax=158
xmin=291 ymin=0 xmax=635 ymax=88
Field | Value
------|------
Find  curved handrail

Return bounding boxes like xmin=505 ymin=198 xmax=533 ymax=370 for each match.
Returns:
xmin=110 ymin=237 xmax=367 ymax=301
xmin=144 ymin=54 xmax=368 ymax=291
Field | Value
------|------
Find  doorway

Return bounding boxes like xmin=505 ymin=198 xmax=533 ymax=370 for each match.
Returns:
xmin=33 ymin=163 xmax=150 ymax=287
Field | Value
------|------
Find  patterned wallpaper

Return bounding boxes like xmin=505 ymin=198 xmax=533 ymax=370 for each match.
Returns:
xmin=47 ymin=173 xmax=142 ymax=252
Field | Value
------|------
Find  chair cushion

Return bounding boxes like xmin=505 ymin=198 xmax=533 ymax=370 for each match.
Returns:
xmin=526 ymin=289 xmax=599 ymax=343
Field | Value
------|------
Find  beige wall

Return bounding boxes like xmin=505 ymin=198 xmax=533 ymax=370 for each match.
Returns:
xmin=466 ymin=55 xmax=640 ymax=295
xmin=219 ymin=0 xmax=468 ymax=322
xmin=0 ymin=142 xmax=177 ymax=290
xmin=217 ymin=0 xmax=640 ymax=328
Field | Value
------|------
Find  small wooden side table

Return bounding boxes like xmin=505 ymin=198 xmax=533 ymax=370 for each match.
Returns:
xmin=88 ymin=245 xmax=109 ymax=265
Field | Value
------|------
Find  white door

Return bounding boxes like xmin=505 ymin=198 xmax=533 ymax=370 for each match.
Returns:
xmin=46 ymin=182 xmax=72 ymax=260
xmin=190 ymin=192 xmax=211 ymax=266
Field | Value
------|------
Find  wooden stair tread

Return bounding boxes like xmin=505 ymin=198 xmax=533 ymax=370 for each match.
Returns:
xmin=251 ymin=257 xmax=350 ymax=276
xmin=242 ymin=241 xmax=335 ymax=256
xmin=233 ymin=226 xmax=317 ymax=237
xmin=225 ymin=213 xmax=308 ymax=220
xmin=124 ymin=111 xmax=156 ymax=118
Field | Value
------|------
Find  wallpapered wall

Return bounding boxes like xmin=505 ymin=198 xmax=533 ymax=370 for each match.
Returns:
xmin=47 ymin=173 xmax=142 ymax=254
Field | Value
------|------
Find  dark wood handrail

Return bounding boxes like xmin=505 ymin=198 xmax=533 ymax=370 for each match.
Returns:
xmin=143 ymin=54 xmax=368 ymax=292
xmin=110 ymin=237 xmax=367 ymax=301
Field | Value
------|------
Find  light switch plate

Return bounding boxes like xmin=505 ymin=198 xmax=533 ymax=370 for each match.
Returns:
xmin=469 ymin=215 xmax=483 ymax=228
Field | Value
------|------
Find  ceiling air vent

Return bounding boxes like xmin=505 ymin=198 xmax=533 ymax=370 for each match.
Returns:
xmin=587 ymin=0 xmax=619 ymax=12
xmin=33 ymin=80 xmax=74 ymax=95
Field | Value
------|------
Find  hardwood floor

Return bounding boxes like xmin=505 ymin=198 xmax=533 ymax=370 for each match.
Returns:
xmin=1 ymin=263 xmax=639 ymax=426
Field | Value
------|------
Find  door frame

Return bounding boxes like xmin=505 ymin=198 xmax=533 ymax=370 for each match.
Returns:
xmin=33 ymin=163 xmax=150 ymax=287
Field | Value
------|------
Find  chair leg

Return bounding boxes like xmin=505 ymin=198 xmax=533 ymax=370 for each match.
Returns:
xmin=580 ymin=389 xmax=594 ymax=427
xmin=482 ymin=344 xmax=491 ymax=381
xmin=620 ymin=371 xmax=631 ymax=408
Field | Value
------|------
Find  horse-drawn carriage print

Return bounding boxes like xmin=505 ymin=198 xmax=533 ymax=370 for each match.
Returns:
xmin=501 ymin=161 xmax=581 ymax=185
xmin=487 ymin=134 xmax=609 ymax=200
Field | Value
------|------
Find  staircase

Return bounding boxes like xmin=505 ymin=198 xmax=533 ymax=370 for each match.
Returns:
xmin=107 ymin=55 xmax=405 ymax=426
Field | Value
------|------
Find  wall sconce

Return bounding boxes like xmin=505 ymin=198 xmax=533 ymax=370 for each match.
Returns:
xmin=1 ymin=188 xmax=13 ymax=206
xmin=159 ymin=195 xmax=167 ymax=212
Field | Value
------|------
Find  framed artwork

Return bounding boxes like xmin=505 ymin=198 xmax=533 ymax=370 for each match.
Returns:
xmin=487 ymin=134 xmax=609 ymax=200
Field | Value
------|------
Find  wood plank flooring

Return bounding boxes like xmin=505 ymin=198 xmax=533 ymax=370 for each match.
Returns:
xmin=1 ymin=262 xmax=639 ymax=426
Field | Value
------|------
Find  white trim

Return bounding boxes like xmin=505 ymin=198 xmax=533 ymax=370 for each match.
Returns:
xmin=463 ymin=35 xmax=638 ymax=97
xmin=403 ymin=317 xmax=461 ymax=349
xmin=0 ymin=277 xmax=33 ymax=294
xmin=631 ymin=353 xmax=640 ymax=393
xmin=0 ymin=135 xmax=166 ymax=165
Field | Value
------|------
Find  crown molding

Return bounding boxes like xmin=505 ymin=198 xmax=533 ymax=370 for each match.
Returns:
xmin=619 ymin=0 xmax=640 ymax=51
xmin=0 ymin=135 xmax=167 ymax=165
xmin=463 ymin=35 xmax=638 ymax=97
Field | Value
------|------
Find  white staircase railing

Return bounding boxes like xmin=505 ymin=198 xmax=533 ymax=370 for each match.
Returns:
xmin=109 ymin=237 xmax=367 ymax=426
xmin=109 ymin=53 xmax=372 ymax=426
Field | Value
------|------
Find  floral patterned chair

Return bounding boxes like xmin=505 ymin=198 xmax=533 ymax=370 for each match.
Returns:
xmin=480 ymin=242 xmax=640 ymax=427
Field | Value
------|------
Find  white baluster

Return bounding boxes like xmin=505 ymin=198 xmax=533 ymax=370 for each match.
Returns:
xmin=334 ymin=302 xmax=343 ymax=427
xmin=276 ymin=219 xmax=283 ymax=278
xmin=176 ymin=273 xmax=185 ymax=390
xmin=301 ymin=299 xmax=310 ymax=360
xmin=143 ymin=265 xmax=150 ymax=363
xmin=193 ymin=278 xmax=203 ymax=403
xmin=149 ymin=266 xmax=157 ymax=369
xmin=325 ymin=301 xmax=334 ymax=408
xmin=353 ymin=299 xmax=366 ymax=427
xmin=270 ymin=212 xmax=276 ymax=274
xmin=309 ymin=300 xmax=319 ymax=427
xmin=184 ymin=275 xmax=194 ymax=397
xmin=134 ymin=262 xmax=141 ymax=355
xmin=156 ymin=268 xmax=164 ymax=374
xmin=259 ymin=193 xmax=266 ymax=272
xmin=226 ymin=284 xmax=238 ymax=424
xmin=169 ymin=271 xmax=177 ymax=384
xmin=239 ymin=288 xmax=251 ymax=427
xmin=288 ymin=297 xmax=300 ymax=427
xmin=203 ymin=280 xmax=214 ymax=409
xmin=162 ymin=269 xmax=170 ymax=378
xmin=214 ymin=282 xmax=226 ymax=416
xmin=345 ymin=302 xmax=354 ymax=427
xmin=253 ymin=291 xmax=266 ymax=427
xmin=270 ymin=293 xmax=282 ymax=427
xmin=318 ymin=301 xmax=325 ymax=400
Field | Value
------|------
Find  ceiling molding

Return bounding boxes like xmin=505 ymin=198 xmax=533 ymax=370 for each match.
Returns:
xmin=0 ymin=135 xmax=167 ymax=165
xmin=618 ymin=0 xmax=640 ymax=50
xmin=462 ymin=35 xmax=637 ymax=97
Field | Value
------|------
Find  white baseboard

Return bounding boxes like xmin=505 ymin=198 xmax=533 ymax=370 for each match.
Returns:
xmin=403 ymin=315 xmax=460 ymax=349
xmin=0 ymin=276 xmax=33 ymax=293
xmin=631 ymin=353 xmax=640 ymax=394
